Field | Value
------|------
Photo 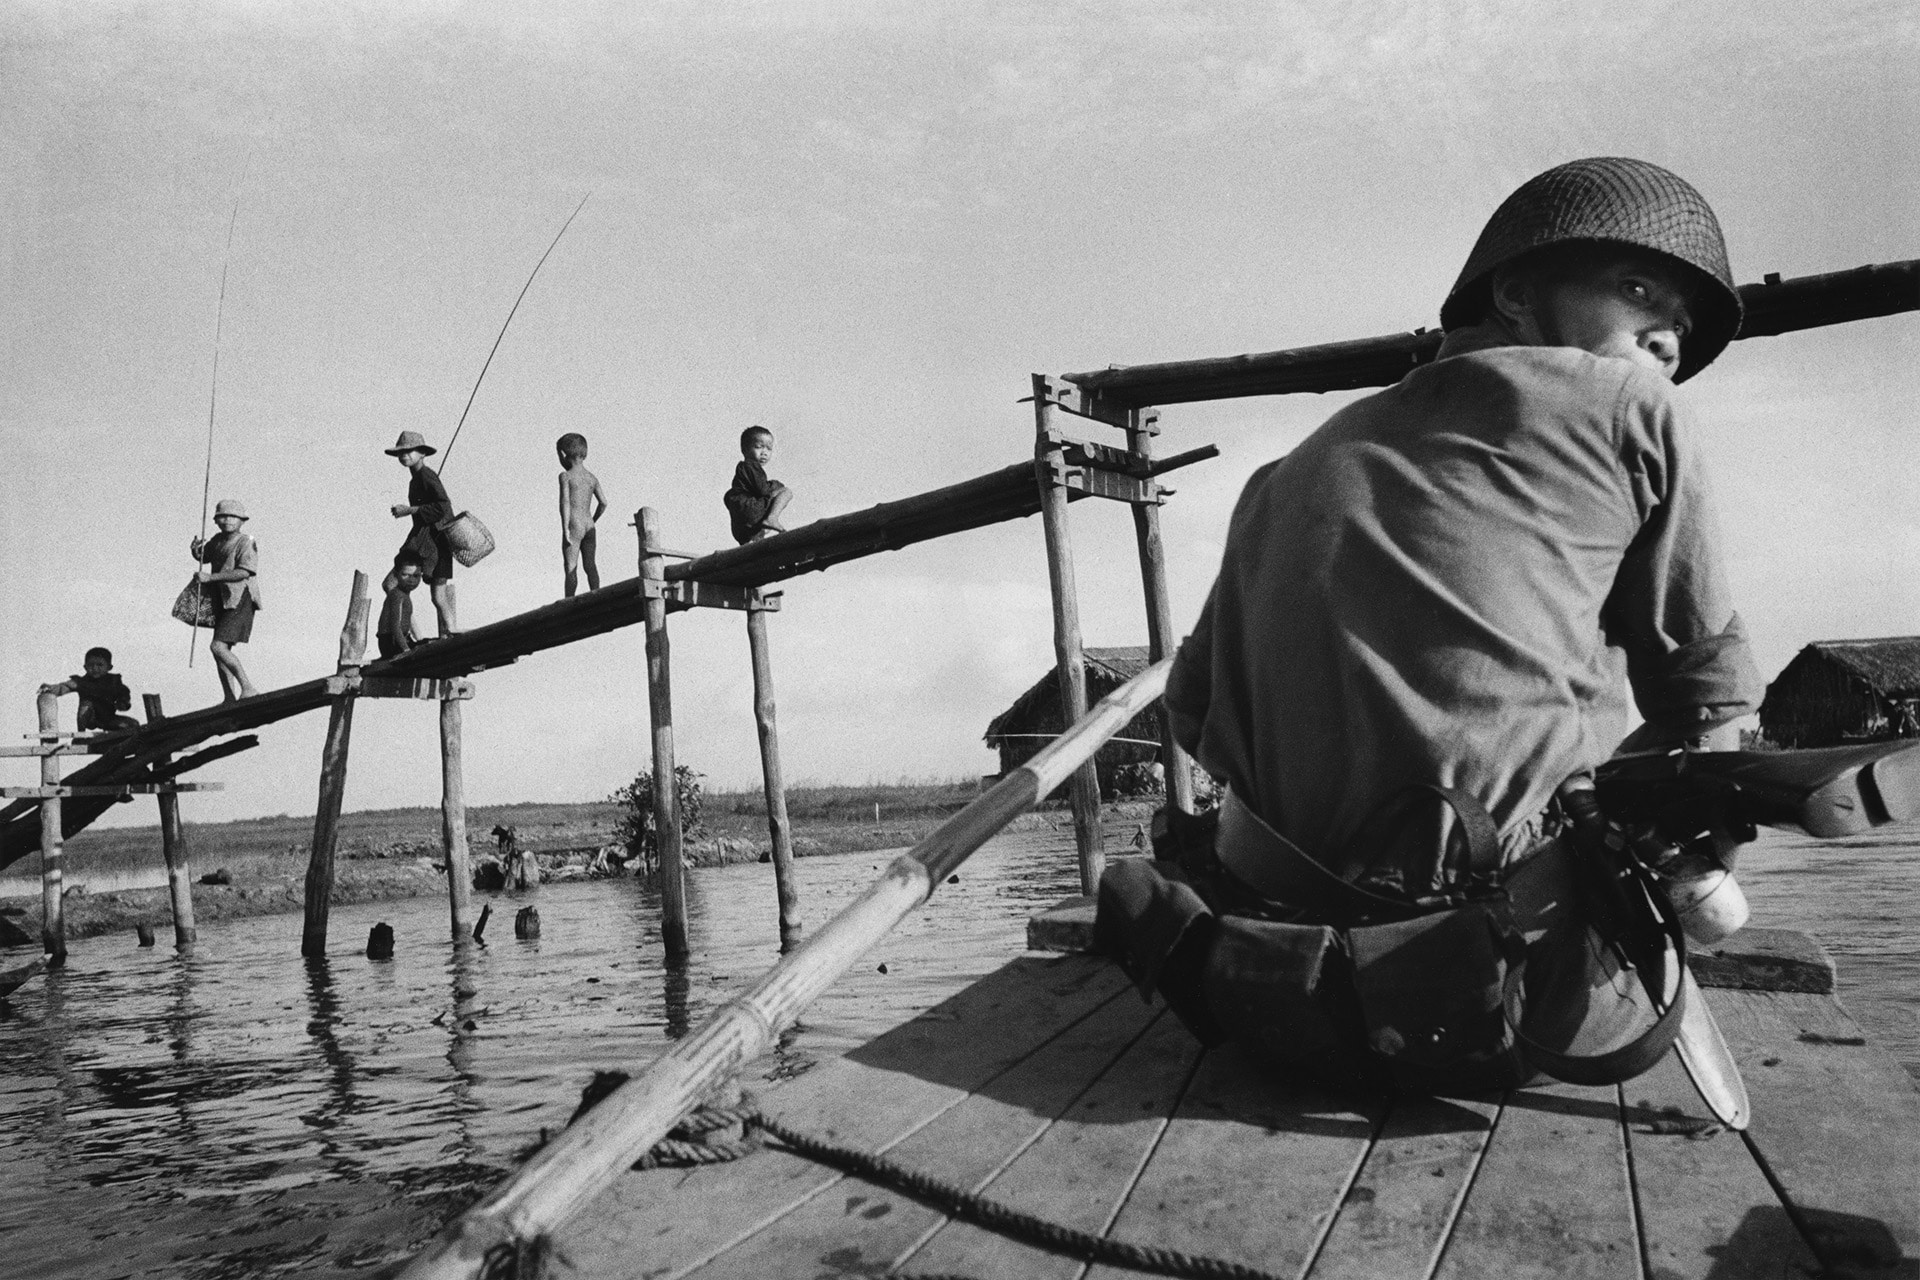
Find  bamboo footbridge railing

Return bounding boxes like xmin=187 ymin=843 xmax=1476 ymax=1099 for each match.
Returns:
xmin=395 ymin=659 xmax=1171 ymax=1280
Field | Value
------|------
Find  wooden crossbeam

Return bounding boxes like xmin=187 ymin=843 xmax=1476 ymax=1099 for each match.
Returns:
xmin=641 ymin=580 xmax=783 ymax=614
xmin=0 ymin=742 xmax=116 ymax=758
xmin=0 ymin=782 xmax=223 ymax=798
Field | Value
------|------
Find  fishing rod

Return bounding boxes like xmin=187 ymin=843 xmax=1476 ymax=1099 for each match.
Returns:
xmin=189 ymin=196 xmax=244 ymax=669
xmin=437 ymin=193 xmax=591 ymax=476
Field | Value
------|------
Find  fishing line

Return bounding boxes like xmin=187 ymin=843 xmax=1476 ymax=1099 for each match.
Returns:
xmin=437 ymin=193 xmax=591 ymax=476
xmin=189 ymin=194 xmax=245 ymax=669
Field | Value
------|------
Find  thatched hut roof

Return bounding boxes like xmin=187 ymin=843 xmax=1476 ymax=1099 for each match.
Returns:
xmin=1787 ymin=637 xmax=1920 ymax=696
xmin=984 ymin=646 xmax=1152 ymax=742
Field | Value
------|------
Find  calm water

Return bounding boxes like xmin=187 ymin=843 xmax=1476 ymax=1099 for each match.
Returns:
xmin=0 ymin=825 xmax=1912 ymax=1280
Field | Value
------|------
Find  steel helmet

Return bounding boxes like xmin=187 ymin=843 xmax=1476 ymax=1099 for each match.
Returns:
xmin=212 ymin=497 xmax=250 ymax=521
xmin=1440 ymin=157 xmax=1742 ymax=382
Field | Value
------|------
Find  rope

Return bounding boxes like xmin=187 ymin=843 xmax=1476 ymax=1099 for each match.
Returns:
xmin=623 ymin=1102 xmax=1292 ymax=1280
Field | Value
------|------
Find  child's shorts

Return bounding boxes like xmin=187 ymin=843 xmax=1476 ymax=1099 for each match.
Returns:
xmin=213 ymin=597 xmax=256 ymax=645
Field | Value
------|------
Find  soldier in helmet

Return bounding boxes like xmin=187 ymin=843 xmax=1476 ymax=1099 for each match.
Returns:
xmin=1103 ymin=158 xmax=1766 ymax=1094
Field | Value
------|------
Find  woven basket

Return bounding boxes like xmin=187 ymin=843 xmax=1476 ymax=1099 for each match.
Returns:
xmin=438 ymin=511 xmax=496 ymax=567
xmin=171 ymin=577 xmax=216 ymax=628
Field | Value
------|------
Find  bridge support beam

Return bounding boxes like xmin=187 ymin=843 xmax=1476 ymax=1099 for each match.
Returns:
xmin=36 ymin=691 xmax=65 ymax=966
xmin=640 ymin=508 xmax=690 ymax=964
xmin=304 ymin=572 xmax=371 ymax=957
xmin=144 ymin=694 xmax=198 ymax=947
xmin=746 ymin=599 xmax=802 ymax=951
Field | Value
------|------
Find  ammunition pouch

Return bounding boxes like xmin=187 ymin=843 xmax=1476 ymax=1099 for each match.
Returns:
xmin=1100 ymin=786 xmax=1687 ymax=1093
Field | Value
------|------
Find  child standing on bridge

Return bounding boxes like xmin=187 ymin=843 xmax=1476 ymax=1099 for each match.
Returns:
xmin=556 ymin=432 xmax=607 ymax=596
xmin=384 ymin=432 xmax=459 ymax=636
xmin=40 ymin=648 xmax=139 ymax=733
xmin=190 ymin=498 xmax=263 ymax=702
xmin=377 ymin=554 xmax=425 ymax=658
xmin=724 ymin=425 xmax=793 ymax=544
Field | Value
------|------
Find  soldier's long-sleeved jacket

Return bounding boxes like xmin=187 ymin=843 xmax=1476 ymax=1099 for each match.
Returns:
xmin=1166 ymin=324 xmax=1764 ymax=878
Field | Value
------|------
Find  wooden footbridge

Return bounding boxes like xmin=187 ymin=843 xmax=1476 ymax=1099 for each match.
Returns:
xmin=6 ymin=256 xmax=1916 ymax=970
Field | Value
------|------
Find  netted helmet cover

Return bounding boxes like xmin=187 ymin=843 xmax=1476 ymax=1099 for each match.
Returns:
xmin=1440 ymin=157 xmax=1741 ymax=381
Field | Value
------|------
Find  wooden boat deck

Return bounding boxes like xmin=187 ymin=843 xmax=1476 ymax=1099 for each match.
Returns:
xmin=551 ymin=925 xmax=1919 ymax=1279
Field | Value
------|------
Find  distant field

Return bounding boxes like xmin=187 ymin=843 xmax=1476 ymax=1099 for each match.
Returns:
xmin=38 ymin=779 xmax=998 ymax=879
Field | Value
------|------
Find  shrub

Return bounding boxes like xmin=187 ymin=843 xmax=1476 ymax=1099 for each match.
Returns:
xmin=611 ymin=766 xmax=706 ymax=868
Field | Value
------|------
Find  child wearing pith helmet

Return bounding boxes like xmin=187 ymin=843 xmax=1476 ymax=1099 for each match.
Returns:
xmin=1106 ymin=158 xmax=1766 ymax=1094
xmin=189 ymin=497 xmax=263 ymax=702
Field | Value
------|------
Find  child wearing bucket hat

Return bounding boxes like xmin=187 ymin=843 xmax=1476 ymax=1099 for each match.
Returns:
xmin=189 ymin=497 xmax=262 ymax=701
xmin=1102 ymin=158 xmax=1766 ymax=1095
xmin=384 ymin=431 xmax=460 ymax=636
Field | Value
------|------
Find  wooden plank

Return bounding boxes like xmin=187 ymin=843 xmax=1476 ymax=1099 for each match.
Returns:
xmin=1087 ymin=1046 xmax=1384 ymax=1280
xmin=1308 ymin=1093 xmax=1499 ymax=1280
xmin=1434 ymin=1082 xmax=1639 ymax=1280
xmin=1688 ymin=928 xmax=1835 ymax=995
xmin=1713 ymin=988 xmax=1920 ymax=1273
xmin=898 ymin=1011 xmax=1204 ymax=1278
xmin=551 ymin=955 xmax=1133 ymax=1278
xmin=685 ymin=992 xmax=1167 ymax=1277
xmin=1621 ymin=1048 xmax=1819 ymax=1280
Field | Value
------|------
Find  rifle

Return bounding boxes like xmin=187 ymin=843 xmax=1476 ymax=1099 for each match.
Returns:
xmin=1594 ymin=739 xmax=1920 ymax=848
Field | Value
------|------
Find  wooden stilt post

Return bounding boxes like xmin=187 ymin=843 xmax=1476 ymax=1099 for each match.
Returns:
xmin=441 ymin=695 xmax=473 ymax=943
xmin=1124 ymin=407 xmax=1196 ymax=814
xmin=143 ymin=694 xmax=197 ymax=947
xmin=746 ymin=600 xmax=802 ymax=951
xmin=1033 ymin=373 xmax=1105 ymax=894
xmin=303 ymin=572 xmax=370 ymax=958
xmin=35 ymin=691 xmax=65 ymax=966
xmin=638 ymin=508 xmax=690 ymax=963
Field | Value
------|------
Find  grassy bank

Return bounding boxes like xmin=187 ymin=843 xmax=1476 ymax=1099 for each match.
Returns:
xmin=3 ymin=782 xmax=1154 ymax=946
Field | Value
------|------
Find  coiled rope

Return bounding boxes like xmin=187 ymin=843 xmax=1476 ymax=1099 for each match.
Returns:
xmin=625 ymin=1100 xmax=1293 ymax=1280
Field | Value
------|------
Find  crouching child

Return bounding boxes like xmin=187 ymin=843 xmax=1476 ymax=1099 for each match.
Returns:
xmin=40 ymin=647 xmax=139 ymax=733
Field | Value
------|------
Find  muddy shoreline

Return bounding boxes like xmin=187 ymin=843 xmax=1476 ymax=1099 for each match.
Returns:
xmin=6 ymin=805 xmax=1150 ymax=947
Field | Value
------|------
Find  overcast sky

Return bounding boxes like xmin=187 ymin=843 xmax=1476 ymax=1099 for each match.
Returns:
xmin=4 ymin=1 xmax=1917 ymax=828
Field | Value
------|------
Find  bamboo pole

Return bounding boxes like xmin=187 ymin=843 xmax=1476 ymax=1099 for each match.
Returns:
xmin=143 ymin=694 xmax=197 ymax=946
xmin=1033 ymin=374 xmax=1104 ymax=894
xmin=1124 ymin=409 xmax=1195 ymax=815
xmin=639 ymin=508 xmax=689 ymax=963
xmin=304 ymin=573 xmax=370 ymax=957
xmin=746 ymin=602 xmax=802 ymax=951
xmin=1062 ymin=258 xmax=1920 ymax=410
xmin=36 ymin=691 xmax=65 ymax=965
xmin=441 ymin=696 xmax=473 ymax=943
xmin=396 ymin=659 xmax=1173 ymax=1279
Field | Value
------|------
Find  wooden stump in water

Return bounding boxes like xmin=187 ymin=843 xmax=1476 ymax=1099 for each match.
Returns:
xmin=135 ymin=924 xmax=155 ymax=947
xmin=366 ymin=922 xmax=395 ymax=960
xmin=515 ymin=905 xmax=541 ymax=940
